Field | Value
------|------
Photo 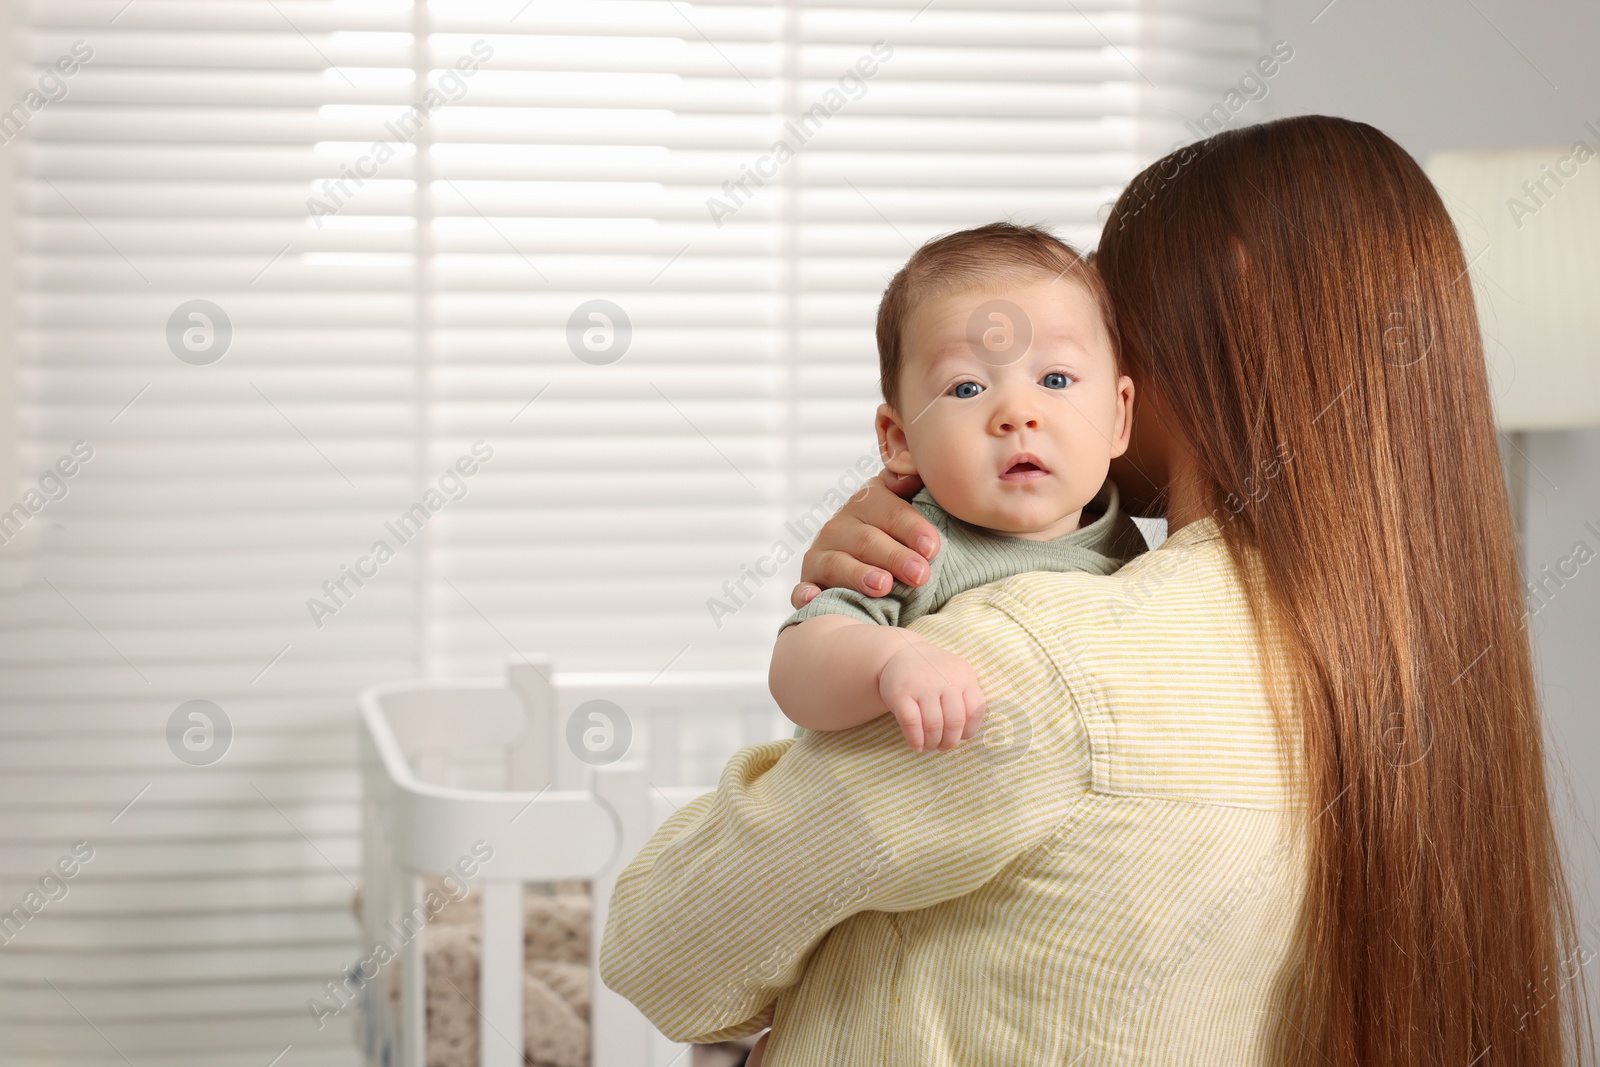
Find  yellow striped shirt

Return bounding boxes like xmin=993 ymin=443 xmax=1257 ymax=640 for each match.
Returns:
xmin=598 ymin=515 xmax=1310 ymax=1064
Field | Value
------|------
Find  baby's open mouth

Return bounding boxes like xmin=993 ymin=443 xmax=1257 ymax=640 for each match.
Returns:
xmin=1000 ymin=453 xmax=1051 ymax=480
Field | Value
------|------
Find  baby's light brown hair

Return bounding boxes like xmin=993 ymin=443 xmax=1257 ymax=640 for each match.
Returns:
xmin=874 ymin=221 xmax=1119 ymax=411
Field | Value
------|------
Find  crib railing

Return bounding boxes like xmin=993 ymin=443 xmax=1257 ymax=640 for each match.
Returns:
xmin=357 ymin=655 xmax=788 ymax=1067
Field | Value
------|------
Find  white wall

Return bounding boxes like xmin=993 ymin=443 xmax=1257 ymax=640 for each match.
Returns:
xmin=1261 ymin=0 xmax=1600 ymax=1029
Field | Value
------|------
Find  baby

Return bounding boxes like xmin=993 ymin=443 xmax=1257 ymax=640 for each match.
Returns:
xmin=767 ymin=221 xmax=1147 ymax=754
xmin=745 ymin=222 xmax=1145 ymax=1067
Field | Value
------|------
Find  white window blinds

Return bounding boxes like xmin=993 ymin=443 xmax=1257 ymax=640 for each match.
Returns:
xmin=0 ymin=1 xmax=1257 ymax=1064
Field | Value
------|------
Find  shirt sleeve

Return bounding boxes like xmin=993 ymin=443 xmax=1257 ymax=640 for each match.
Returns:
xmin=775 ymin=579 xmax=910 ymax=632
xmin=596 ymin=582 xmax=1094 ymax=1043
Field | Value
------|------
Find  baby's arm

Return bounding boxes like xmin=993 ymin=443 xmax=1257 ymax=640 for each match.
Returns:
xmin=768 ymin=614 xmax=986 ymax=751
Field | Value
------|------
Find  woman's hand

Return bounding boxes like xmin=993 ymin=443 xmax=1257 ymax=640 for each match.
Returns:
xmin=791 ymin=467 xmax=939 ymax=609
xmin=746 ymin=1030 xmax=770 ymax=1067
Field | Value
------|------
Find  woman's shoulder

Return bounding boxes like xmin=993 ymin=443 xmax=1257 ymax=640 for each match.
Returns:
xmin=987 ymin=517 xmax=1237 ymax=626
xmin=977 ymin=524 xmax=1301 ymax=811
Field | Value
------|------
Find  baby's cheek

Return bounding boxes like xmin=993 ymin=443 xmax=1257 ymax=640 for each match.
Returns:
xmin=913 ymin=441 xmax=977 ymax=503
xmin=930 ymin=480 xmax=998 ymax=532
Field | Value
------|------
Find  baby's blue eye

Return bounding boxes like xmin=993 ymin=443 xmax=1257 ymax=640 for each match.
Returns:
xmin=951 ymin=381 xmax=983 ymax=399
xmin=1042 ymin=372 xmax=1070 ymax=389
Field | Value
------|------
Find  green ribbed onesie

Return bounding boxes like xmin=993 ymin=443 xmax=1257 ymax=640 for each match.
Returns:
xmin=776 ymin=476 xmax=1149 ymax=738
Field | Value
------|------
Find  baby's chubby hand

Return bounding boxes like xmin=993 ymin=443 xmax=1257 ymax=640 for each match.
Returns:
xmin=876 ymin=641 xmax=987 ymax=752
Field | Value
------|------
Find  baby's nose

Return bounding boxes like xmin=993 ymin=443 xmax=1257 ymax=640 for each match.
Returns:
xmin=996 ymin=413 xmax=1040 ymax=432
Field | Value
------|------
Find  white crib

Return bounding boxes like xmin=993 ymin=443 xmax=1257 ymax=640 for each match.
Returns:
xmin=357 ymin=655 xmax=789 ymax=1067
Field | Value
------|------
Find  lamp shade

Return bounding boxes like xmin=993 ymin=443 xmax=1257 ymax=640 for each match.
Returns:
xmin=1425 ymin=146 xmax=1600 ymax=431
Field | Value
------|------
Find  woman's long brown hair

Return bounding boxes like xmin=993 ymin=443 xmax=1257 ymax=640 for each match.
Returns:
xmin=1094 ymin=114 xmax=1592 ymax=1065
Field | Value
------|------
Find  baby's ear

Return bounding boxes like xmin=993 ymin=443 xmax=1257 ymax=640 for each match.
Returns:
xmin=1110 ymin=375 xmax=1135 ymax=458
xmin=875 ymin=403 xmax=918 ymax=476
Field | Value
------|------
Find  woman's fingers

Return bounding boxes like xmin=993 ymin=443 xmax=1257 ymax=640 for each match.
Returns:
xmin=878 ymin=466 xmax=925 ymax=498
xmin=854 ymin=472 xmax=940 ymax=562
xmin=789 ymin=582 xmax=821 ymax=610
xmin=794 ymin=540 xmax=897 ymax=602
xmin=797 ymin=474 xmax=939 ymax=598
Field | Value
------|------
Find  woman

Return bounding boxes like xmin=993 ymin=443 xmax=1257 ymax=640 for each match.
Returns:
xmin=599 ymin=115 xmax=1592 ymax=1065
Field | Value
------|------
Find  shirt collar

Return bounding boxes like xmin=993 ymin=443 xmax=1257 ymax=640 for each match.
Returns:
xmin=912 ymin=478 xmax=1121 ymax=545
xmin=1159 ymin=514 xmax=1225 ymax=549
